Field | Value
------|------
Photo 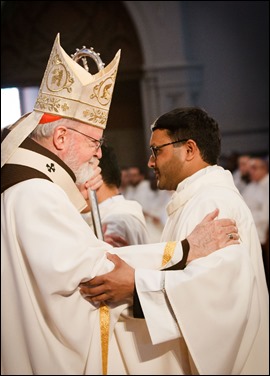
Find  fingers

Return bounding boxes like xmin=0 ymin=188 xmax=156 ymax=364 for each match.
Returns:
xmin=80 ymin=276 xmax=102 ymax=288
xmin=226 ymin=234 xmax=239 ymax=242
xmin=103 ymin=234 xmax=129 ymax=247
xmin=79 ymin=277 xmax=105 ymax=301
xmin=222 ymin=224 xmax=240 ymax=246
xmin=219 ymin=221 xmax=239 ymax=243
xmin=226 ymin=231 xmax=240 ymax=242
xmin=79 ymin=273 xmax=113 ymax=303
xmin=84 ymin=159 xmax=103 ymax=191
xmin=80 ymin=287 xmax=107 ymax=303
xmin=84 ymin=294 xmax=107 ymax=304
xmin=106 ymin=252 xmax=121 ymax=264
xmin=224 ymin=224 xmax=238 ymax=235
xmin=218 ymin=218 xmax=237 ymax=227
xmin=200 ymin=209 xmax=237 ymax=230
xmin=201 ymin=208 xmax=219 ymax=223
xmin=85 ymin=166 xmax=103 ymax=191
xmin=90 ymin=165 xmax=101 ymax=179
xmin=80 ymin=283 xmax=104 ymax=296
xmin=86 ymin=179 xmax=103 ymax=192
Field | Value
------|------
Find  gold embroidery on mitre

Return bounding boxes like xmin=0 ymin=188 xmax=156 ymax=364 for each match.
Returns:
xmin=35 ymin=95 xmax=61 ymax=113
xmin=33 ymin=33 xmax=121 ymax=129
xmin=90 ymin=70 xmax=117 ymax=106
xmin=61 ymin=103 xmax=69 ymax=112
xmin=83 ymin=108 xmax=107 ymax=126
xmin=35 ymin=95 xmax=70 ymax=114
xmin=46 ymin=53 xmax=74 ymax=93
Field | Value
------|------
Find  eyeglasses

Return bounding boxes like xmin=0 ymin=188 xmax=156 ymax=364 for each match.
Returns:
xmin=150 ymin=139 xmax=188 ymax=159
xmin=67 ymin=128 xmax=104 ymax=150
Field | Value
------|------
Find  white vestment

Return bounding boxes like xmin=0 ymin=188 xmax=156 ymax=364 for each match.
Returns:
xmin=2 ymin=141 xmax=268 ymax=375
xmin=82 ymin=194 xmax=150 ymax=245
xmin=1 ymin=141 xmax=184 ymax=375
xmin=242 ymin=173 xmax=269 ymax=244
xmin=130 ymin=165 xmax=268 ymax=375
xmin=1 ymin=178 xmax=184 ymax=375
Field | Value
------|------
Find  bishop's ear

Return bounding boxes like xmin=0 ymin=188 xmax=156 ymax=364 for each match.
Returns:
xmin=53 ymin=126 xmax=68 ymax=150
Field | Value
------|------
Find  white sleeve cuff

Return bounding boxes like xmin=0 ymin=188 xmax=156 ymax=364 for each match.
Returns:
xmin=135 ymin=242 xmax=184 ymax=344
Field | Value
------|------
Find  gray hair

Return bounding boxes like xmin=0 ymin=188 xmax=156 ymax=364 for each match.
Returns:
xmin=29 ymin=118 xmax=72 ymax=141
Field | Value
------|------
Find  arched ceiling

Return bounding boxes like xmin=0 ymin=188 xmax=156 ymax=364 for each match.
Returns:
xmin=1 ymin=1 xmax=143 ymax=87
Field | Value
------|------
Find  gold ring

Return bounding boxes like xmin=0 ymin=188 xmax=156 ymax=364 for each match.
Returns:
xmin=227 ymin=233 xmax=234 ymax=240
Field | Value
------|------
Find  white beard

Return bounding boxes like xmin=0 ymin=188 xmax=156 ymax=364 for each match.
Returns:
xmin=64 ymin=143 xmax=94 ymax=185
xmin=73 ymin=162 xmax=94 ymax=186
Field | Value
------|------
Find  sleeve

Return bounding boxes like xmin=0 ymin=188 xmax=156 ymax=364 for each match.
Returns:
xmin=135 ymin=269 xmax=181 ymax=343
xmin=136 ymin=243 xmax=259 ymax=376
xmin=132 ymin=190 xmax=265 ymax=374
xmin=133 ymin=239 xmax=190 ymax=318
xmin=133 ymin=240 xmax=190 ymax=342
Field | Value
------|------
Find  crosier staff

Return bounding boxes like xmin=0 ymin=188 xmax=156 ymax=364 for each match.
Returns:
xmin=71 ymin=46 xmax=105 ymax=240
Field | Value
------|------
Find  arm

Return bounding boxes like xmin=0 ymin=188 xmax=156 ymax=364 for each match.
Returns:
xmin=79 ymin=208 xmax=239 ymax=303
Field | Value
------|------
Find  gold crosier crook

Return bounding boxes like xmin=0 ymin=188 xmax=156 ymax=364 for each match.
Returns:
xmin=72 ymin=46 xmax=109 ymax=375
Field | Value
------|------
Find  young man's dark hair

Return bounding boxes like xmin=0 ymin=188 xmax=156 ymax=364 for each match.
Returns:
xmin=99 ymin=144 xmax=122 ymax=188
xmin=152 ymin=107 xmax=221 ymax=165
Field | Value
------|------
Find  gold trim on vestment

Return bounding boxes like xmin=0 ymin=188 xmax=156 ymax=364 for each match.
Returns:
xmin=161 ymin=241 xmax=177 ymax=267
xmin=100 ymin=303 xmax=110 ymax=375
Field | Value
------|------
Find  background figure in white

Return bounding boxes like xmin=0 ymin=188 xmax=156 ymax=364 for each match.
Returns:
xmin=242 ymin=155 xmax=269 ymax=287
xmin=82 ymin=145 xmax=150 ymax=245
xmin=124 ymin=166 xmax=172 ymax=242
xmin=142 ymin=170 xmax=173 ymax=242
xmin=232 ymin=154 xmax=251 ymax=193
xmin=123 ymin=166 xmax=149 ymax=206
xmin=119 ymin=166 xmax=130 ymax=195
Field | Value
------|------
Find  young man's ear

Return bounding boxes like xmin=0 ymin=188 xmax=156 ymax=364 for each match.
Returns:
xmin=185 ymin=140 xmax=197 ymax=161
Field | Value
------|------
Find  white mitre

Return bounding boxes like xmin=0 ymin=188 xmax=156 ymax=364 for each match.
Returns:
xmin=1 ymin=33 xmax=121 ymax=167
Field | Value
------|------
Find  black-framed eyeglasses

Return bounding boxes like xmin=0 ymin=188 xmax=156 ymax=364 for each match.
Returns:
xmin=150 ymin=139 xmax=188 ymax=159
xmin=67 ymin=128 xmax=104 ymax=150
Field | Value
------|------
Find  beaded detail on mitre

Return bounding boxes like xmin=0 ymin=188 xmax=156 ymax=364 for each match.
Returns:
xmin=34 ymin=33 xmax=121 ymax=129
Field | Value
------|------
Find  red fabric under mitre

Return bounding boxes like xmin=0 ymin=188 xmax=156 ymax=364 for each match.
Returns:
xmin=39 ymin=113 xmax=62 ymax=124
